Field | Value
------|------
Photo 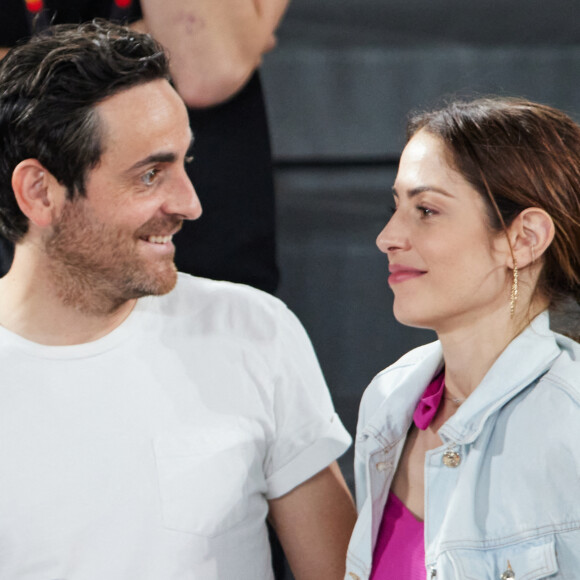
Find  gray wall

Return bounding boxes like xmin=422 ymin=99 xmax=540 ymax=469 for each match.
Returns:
xmin=264 ymin=0 xmax=580 ymax=160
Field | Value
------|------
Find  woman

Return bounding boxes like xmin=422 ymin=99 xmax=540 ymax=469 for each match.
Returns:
xmin=345 ymin=98 xmax=580 ymax=580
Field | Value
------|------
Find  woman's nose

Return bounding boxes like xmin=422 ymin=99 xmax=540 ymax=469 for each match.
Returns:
xmin=376 ymin=213 xmax=408 ymax=254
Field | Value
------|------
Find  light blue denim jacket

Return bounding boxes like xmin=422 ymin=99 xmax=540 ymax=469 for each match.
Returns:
xmin=345 ymin=312 xmax=580 ymax=580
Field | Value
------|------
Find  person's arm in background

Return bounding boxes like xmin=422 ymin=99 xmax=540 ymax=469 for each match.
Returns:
xmin=268 ymin=461 xmax=357 ymax=580
xmin=0 ymin=0 xmax=290 ymax=104
xmin=139 ymin=0 xmax=290 ymax=107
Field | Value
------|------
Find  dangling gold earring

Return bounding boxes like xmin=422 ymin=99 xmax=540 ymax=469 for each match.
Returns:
xmin=509 ymin=259 xmax=518 ymax=318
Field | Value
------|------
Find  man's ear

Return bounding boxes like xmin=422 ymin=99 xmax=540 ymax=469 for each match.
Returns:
xmin=507 ymin=207 xmax=555 ymax=269
xmin=11 ymin=159 xmax=67 ymax=228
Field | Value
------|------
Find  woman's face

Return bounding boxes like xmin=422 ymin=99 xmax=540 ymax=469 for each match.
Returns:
xmin=377 ymin=130 xmax=511 ymax=333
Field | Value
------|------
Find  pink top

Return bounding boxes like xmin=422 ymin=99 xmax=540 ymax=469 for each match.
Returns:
xmin=370 ymin=371 xmax=445 ymax=579
xmin=370 ymin=491 xmax=425 ymax=580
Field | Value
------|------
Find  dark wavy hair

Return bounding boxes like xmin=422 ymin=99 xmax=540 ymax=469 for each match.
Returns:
xmin=408 ymin=97 xmax=580 ymax=310
xmin=0 ymin=19 xmax=170 ymax=242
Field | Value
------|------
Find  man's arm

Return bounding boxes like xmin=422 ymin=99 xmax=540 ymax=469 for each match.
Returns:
xmin=268 ymin=461 xmax=357 ymax=580
xmin=139 ymin=0 xmax=290 ymax=108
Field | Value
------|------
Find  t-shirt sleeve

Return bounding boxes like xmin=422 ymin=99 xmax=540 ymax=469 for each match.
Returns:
xmin=264 ymin=304 xmax=351 ymax=499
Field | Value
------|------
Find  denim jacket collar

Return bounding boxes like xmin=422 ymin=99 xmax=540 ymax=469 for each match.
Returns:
xmin=361 ymin=312 xmax=562 ymax=449
xmin=440 ymin=312 xmax=561 ymax=445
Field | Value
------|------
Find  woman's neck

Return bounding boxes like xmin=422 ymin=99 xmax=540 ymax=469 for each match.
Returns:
xmin=437 ymin=299 xmax=548 ymax=401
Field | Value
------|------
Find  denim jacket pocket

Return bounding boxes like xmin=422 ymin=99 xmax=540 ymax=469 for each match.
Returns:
xmin=154 ymin=425 xmax=254 ymax=537
xmin=445 ymin=535 xmax=558 ymax=580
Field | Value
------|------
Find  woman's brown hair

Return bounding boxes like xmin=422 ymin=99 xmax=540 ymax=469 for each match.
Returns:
xmin=408 ymin=97 xmax=580 ymax=312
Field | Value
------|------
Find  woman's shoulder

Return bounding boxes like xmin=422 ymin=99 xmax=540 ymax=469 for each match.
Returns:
xmin=542 ymin=335 xmax=580 ymax=397
xmin=505 ymin=341 xmax=580 ymax=436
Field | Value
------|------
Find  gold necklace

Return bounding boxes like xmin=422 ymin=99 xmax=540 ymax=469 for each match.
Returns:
xmin=443 ymin=394 xmax=465 ymax=406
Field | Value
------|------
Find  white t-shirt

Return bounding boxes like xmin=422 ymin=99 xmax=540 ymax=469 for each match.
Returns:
xmin=0 ymin=274 xmax=351 ymax=579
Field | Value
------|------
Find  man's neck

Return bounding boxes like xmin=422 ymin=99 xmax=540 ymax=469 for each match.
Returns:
xmin=0 ymin=250 xmax=137 ymax=346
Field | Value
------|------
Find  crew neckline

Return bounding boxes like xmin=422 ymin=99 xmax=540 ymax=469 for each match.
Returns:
xmin=0 ymin=294 xmax=154 ymax=360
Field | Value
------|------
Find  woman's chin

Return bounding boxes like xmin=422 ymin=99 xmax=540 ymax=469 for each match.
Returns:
xmin=392 ymin=306 xmax=435 ymax=331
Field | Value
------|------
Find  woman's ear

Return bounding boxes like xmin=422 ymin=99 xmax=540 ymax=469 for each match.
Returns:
xmin=508 ymin=207 xmax=555 ymax=269
xmin=11 ymin=159 xmax=67 ymax=229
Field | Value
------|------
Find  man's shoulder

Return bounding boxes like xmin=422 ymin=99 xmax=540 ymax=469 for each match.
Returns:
xmin=171 ymin=272 xmax=281 ymax=309
xmin=147 ymin=273 xmax=291 ymax=340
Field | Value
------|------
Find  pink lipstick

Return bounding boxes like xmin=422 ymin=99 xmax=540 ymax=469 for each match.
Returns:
xmin=388 ymin=264 xmax=426 ymax=284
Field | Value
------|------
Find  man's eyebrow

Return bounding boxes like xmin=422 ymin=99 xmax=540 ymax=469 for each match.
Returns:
xmin=130 ymin=152 xmax=177 ymax=171
xmin=128 ymin=136 xmax=195 ymax=172
xmin=392 ymin=185 xmax=453 ymax=198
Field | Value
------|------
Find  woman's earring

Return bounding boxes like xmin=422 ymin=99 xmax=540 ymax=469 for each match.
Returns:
xmin=531 ymin=245 xmax=536 ymax=264
xmin=510 ymin=260 xmax=519 ymax=318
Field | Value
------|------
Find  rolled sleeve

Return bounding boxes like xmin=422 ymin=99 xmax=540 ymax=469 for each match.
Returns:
xmin=264 ymin=304 xmax=352 ymax=498
xmin=266 ymin=412 xmax=351 ymax=499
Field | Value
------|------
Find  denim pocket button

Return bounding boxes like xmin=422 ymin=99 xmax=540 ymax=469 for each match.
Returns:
xmin=442 ymin=450 xmax=461 ymax=467
xmin=501 ymin=562 xmax=515 ymax=579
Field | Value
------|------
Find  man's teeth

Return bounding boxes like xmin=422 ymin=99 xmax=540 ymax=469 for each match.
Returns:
xmin=146 ymin=235 xmax=172 ymax=244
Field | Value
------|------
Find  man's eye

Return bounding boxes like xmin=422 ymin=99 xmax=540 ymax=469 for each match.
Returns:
xmin=142 ymin=168 xmax=160 ymax=186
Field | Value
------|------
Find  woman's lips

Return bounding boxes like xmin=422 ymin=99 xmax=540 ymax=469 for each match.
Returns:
xmin=388 ymin=264 xmax=427 ymax=284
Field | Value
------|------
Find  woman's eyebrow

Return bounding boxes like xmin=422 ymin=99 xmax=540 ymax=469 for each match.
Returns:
xmin=392 ymin=185 xmax=453 ymax=198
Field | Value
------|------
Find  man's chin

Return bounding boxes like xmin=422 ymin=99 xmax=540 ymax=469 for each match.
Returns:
xmin=152 ymin=271 xmax=178 ymax=296
xmin=129 ymin=264 xmax=178 ymax=298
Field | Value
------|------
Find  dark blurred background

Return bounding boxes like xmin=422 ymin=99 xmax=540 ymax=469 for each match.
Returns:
xmin=261 ymin=0 xmax=580 ymax=490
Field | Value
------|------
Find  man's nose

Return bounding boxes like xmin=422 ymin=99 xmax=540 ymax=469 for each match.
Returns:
xmin=165 ymin=172 xmax=202 ymax=220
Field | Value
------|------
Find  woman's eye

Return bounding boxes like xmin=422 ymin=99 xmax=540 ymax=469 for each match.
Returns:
xmin=142 ymin=168 xmax=160 ymax=186
xmin=418 ymin=205 xmax=436 ymax=217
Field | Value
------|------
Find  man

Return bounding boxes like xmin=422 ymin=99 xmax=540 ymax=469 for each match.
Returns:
xmin=0 ymin=21 xmax=356 ymax=579
xmin=0 ymin=0 xmax=288 ymax=294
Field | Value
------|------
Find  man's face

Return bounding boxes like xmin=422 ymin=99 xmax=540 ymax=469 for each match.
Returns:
xmin=45 ymin=79 xmax=201 ymax=313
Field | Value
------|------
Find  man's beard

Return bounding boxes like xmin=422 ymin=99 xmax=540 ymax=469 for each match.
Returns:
xmin=44 ymin=199 xmax=182 ymax=316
